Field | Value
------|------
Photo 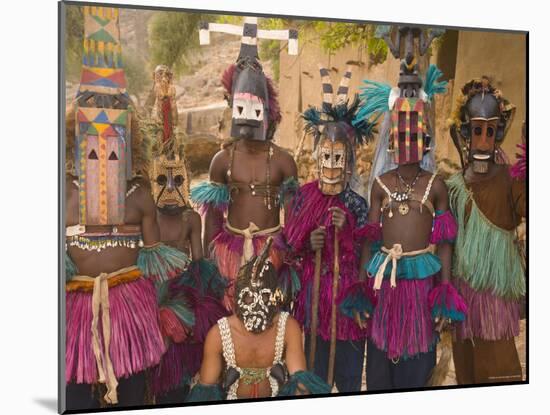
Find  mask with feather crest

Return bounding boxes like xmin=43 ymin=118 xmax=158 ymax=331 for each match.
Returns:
xmin=302 ymin=65 xmax=374 ymax=195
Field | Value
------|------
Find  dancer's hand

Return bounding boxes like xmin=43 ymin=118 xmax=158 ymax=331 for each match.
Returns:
xmin=310 ymin=226 xmax=326 ymax=251
xmin=434 ymin=317 xmax=449 ymax=332
xmin=353 ymin=310 xmax=369 ymax=329
xmin=329 ymin=207 xmax=346 ymax=229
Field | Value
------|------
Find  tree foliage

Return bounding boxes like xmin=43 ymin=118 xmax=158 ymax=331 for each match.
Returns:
xmin=64 ymin=5 xmax=84 ymax=82
xmin=312 ymin=22 xmax=388 ymax=64
xmin=148 ymin=11 xmax=209 ymax=77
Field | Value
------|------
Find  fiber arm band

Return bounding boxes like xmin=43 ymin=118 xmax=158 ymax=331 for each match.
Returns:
xmin=428 ymin=280 xmax=467 ymax=321
xmin=338 ymin=280 xmax=377 ymax=322
xmin=186 ymin=383 xmax=225 ymax=402
xmin=190 ymin=181 xmax=230 ymax=214
xmin=430 ymin=210 xmax=458 ymax=245
xmin=277 ymin=370 xmax=331 ymax=396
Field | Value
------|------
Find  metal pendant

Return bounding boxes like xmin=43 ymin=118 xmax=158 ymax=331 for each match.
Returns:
xmin=398 ymin=202 xmax=410 ymax=215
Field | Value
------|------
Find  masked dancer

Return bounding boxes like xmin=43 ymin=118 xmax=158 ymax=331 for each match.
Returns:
xmin=64 ymin=6 xmax=189 ymax=410
xmin=186 ymin=238 xmax=330 ymax=401
xmin=340 ymin=26 xmax=466 ymax=390
xmin=146 ymin=64 xmax=229 ymax=403
xmin=447 ymin=77 xmax=525 ymax=384
xmin=284 ymin=65 xmax=374 ymax=392
xmin=191 ymin=18 xmax=299 ymax=309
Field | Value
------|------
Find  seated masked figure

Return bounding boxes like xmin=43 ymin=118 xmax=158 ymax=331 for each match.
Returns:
xmin=186 ymin=238 xmax=330 ymax=401
xmin=447 ymin=78 xmax=526 ymax=384
xmin=64 ymin=7 xmax=190 ymax=410
xmin=146 ymin=65 xmax=229 ymax=404
xmin=191 ymin=30 xmax=298 ymax=310
xmin=284 ymin=65 xmax=374 ymax=392
xmin=340 ymin=64 xmax=466 ymax=390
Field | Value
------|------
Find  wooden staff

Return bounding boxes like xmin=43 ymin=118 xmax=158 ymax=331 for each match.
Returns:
xmin=308 ymin=248 xmax=322 ymax=371
xmin=327 ymin=227 xmax=340 ymax=386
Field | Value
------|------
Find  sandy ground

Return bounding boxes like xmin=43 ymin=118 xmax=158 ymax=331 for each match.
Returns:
xmin=356 ymin=320 xmax=526 ymax=391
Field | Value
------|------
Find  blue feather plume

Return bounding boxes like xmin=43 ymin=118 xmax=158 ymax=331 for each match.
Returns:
xmin=424 ymin=64 xmax=448 ymax=100
xmin=353 ymin=79 xmax=392 ymax=129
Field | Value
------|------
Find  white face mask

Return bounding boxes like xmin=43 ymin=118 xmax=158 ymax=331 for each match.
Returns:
xmin=232 ymin=92 xmax=264 ymax=122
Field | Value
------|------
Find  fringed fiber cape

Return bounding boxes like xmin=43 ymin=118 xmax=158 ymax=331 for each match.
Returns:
xmin=448 ymin=172 xmax=524 ymax=341
xmin=284 ymin=181 xmax=370 ymax=341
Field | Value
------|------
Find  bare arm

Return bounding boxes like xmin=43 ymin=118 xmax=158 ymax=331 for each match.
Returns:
xmin=137 ymin=182 xmax=161 ymax=246
xmin=278 ymin=148 xmax=298 ymax=222
xmin=197 ymin=325 xmax=224 ymax=385
xmin=204 ymin=150 xmax=229 ymax=256
xmin=432 ymin=176 xmax=452 ymax=283
xmin=283 ymin=316 xmax=307 ymax=375
xmin=512 ymin=179 xmax=526 ymax=219
xmin=187 ymin=210 xmax=204 ymax=261
xmin=358 ymin=181 xmax=383 ymax=281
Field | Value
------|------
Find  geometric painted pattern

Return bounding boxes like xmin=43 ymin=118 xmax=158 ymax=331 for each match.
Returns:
xmin=77 ymin=6 xmax=127 ymax=96
xmin=391 ymin=97 xmax=425 ymax=164
xmin=76 ymin=107 xmax=130 ymax=225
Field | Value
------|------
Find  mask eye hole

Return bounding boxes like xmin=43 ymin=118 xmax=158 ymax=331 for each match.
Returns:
xmin=88 ymin=149 xmax=98 ymax=160
xmin=335 ymin=154 xmax=341 ymax=162
xmin=237 ymin=106 xmax=244 ymax=115
xmin=108 ymin=151 xmax=118 ymax=161
xmin=244 ymin=292 xmax=254 ymax=305
xmin=156 ymin=174 xmax=167 ymax=186
xmin=324 ymin=153 xmax=330 ymax=161
xmin=474 ymin=126 xmax=482 ymax=136
xmin=486 ymin=127 xmax=494 ymax=137
xmin=174 ymin=175 xmax=184 ymax=186
xmin=255 ymin=109 xmax=261 ymax=118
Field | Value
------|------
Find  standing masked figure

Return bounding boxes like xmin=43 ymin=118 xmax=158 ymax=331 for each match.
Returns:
xmin=340 ymin=27 xmax=466 ymax=390
xmin=151 ymin=65 xmax=179 ymax=145
xmin=64 ymin=6 xmax=189 ymax=411
xmin=146 ymin=65 xmax=229 ymax=404
xmin=447 ymin=78 xmax=525 ymax=384
xmin=187 ymin=238 xmax=330 ymax=401
xmin=191 ymin=19 xmax=298 ymax=309
xmin=284 ymin=65 xmax=373 ymax=392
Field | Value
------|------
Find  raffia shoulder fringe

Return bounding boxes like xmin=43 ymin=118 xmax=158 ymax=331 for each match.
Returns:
xmin=447 ymin=173 xmax=525 ymax=299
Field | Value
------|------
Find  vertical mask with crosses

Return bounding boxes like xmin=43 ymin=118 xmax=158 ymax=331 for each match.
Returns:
xmin=200 ymin=17 xmax=298 ymax=142
xmin=229 ymin=22 xmax=270 ymax=142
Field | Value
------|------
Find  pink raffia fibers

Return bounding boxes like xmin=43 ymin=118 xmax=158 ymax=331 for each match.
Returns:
xmin=150 ymin=341 xmax=203 ymax=396
xmin=510 ymin=143 xmax=526 ymax=180
xmin=285 ymin=181 xmax=370 ymax=341
xmin=367 ymin=276 xmax=437 ymax=360
xmin=428 ymin=280 xmax=467 ymax=320
xmin=151 ymin=287 xmax=228 ymax=396
xmin=65 ymin=277 xmax=166 ymax=385
xmin=159 ymin=307 xmax=190 ymax=343
xmin=210 ymin=225 xmax=286 ymax=310
xmin=430 ymin=210 xmax=458 ymax=244
xmin=455 ymin=278 xmax=520 ymax=341
xmin=353 ymin=221 xmax=382 ymax=242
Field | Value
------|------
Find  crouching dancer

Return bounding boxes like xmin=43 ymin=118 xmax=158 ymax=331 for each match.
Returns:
xmin=186 ymin=239 xmax=330 ymax=401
